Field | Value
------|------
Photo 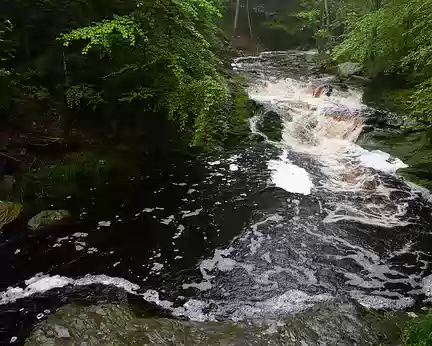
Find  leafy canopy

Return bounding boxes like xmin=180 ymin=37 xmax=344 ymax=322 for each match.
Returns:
xmin=59 ymin=0 xmax=229 ymax=141
xmin=332 ymin=0 xmax=432 ymax=125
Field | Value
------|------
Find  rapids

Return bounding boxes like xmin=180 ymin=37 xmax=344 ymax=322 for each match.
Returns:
xmin=1 ymin=51 xmax=432 ymax=343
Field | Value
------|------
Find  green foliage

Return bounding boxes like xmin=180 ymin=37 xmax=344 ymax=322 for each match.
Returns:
xmin=31 ymin=152 xmax=113 ymax=183
xmin=192 ymin=76 xmax=255 ymax=149
xmin=262 ymin=0 xmax=321 ymax=36
xmin=19 ymin=151 xmax=126 ymax=202
xmin=1 ymin=0 xmax=249 ymax=150
xmin=66 ymin=84 xmax=104 ymax=110
xmin=332 ymin=0 xmax=432 ymax=76
xmin=405 ymin=80 xmax=432 ymax=127
xmin=59 ymin=0 xmax=231 ymax=145
xmin=296 ymin=9 xmax=321 ymax=22
xmin=60 ymin=15 xmax=147 ymax=55
xmin=331 ymin=0 xmax=432 ymax=127
xmin=403 ymin=312 xmax=432 ymax=345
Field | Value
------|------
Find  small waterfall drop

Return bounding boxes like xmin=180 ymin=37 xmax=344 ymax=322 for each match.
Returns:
xmin=236 ymin=56 xmax=413 ymax=228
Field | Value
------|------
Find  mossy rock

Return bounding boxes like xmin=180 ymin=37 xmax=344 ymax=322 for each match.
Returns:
xmin=25 ymin=301 xmax=406 ymax=345
xmin=27 ymin=210 xmax=71 ymax=231
xmin=0 ymin=201 xmax=23 ymax=230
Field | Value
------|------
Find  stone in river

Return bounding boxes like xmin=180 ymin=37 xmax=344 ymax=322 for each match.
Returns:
xmin=28 ymin=210 xmax=71 ymax=231
xmin=0 ymin=201 xmax=23 ymax=230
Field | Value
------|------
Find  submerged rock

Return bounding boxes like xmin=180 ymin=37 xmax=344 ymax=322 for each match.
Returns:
xmin=28 ymin=210 xmax=71 ymax=231
xmin=0 ymin=201 xmax=23 ymax=230
xmin=338 ymin=62 xmax=362 ymax=78
xmin=25 ymin=301 xmax=405 ymax=345
xmin=247 ymin=133 xmax=266 ymax=144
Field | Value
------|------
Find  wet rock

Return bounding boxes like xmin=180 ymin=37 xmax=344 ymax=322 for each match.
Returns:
xmin=28 ymin=210 xmax=71 ymax=231
xmin=0 ymin=201 xmax=23 ymax=230
xmin=256 ymin=110 xmax=283 ymax=141
xmin=25 ymin=301 xmax=405 ymax=345
xmin=338 ymin=62 xmax=362 ymax=78
xmin=53 ymin=325 xmax=70 ymax=338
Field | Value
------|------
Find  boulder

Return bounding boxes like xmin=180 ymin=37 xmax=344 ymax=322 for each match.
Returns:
xmin=337 ymin=62 xmax=362 ymax=78
xmin=256 ymin=110 xmax=284 ymax=141
xmin=0 ymin=201 xmax=23 ymax=230
xmin=28 ymin=210 xmax=71 ymax=231
xmin=25 ymin=301 xmax=406 ymax=345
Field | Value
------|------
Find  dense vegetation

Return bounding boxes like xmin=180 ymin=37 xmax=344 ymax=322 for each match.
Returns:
xmin=282 ymin=0 xmax=432 ymax=126
xmin=249 ymin=0 xmax=432 ymax=126
xmin=1 ymin=0 xmax=253 ymax=152
xmin=1 ymin=0 xmax=260 ymax=206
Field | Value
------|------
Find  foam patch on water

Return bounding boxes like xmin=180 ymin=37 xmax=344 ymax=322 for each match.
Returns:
xmin=0 ymin=274 xmax=140 ymax=305
xmin=173 ymin=290 xmax=333 ymax=322
xmin=350 ymin=291 xmax=415 ymax=310
xmin=353 ymin=148 xmax=408 ymax=173
xmin=268 ymin=151 xmax=313 ymax=195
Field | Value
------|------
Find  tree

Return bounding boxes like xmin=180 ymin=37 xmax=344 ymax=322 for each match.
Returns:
xmin=332 ymin=0 xmax=432 ymax=126
xmin=59 ymin=0 xmax=231 ymax=143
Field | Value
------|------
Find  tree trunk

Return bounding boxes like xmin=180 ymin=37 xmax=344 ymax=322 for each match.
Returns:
xmin=233 ymin=0 xmax=240 ymax=36
xmin=62 ymin=50 xmax=69 ymax=88
xmin=246 ymin=0 xmax=253 ymax=40
xmin=324 ymin=0 xmax=330 ymax=26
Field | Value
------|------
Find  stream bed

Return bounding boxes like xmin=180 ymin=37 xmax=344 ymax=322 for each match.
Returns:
xmin=1 ymin=51 xmax=432 ymax=344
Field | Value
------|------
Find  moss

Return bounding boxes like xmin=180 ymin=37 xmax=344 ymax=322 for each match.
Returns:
xmin=26 ymin=301 xmax=409 ymax=345
xmin=34 ymin=152 xmax=113 ymax=183
xmin=379 ymin=89 xmax=413 ymax=115
xmin=403 ymin=312 xmax=432 ymax=345
xmin=0 ymin=202 xmax=23 ymax=230
xmin=192 ymin=74 xmax=256 ymax=150
xmin=17 ymin=151 xmax=134 ymax=206
xmin=359 ymin=129 xmax=432 ymax=190
xmin=362 ymin=308 xmax=408 ymax=345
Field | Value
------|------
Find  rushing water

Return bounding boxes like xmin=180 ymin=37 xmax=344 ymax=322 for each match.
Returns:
xmin=2 ymin=51 xmax=432 ymax=343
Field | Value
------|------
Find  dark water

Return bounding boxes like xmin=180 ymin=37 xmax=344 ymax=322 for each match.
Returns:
xmin=1 ymin=51 xmax=432 ymax=344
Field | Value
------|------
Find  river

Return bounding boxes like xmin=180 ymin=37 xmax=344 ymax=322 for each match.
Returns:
xmin=1 ymin=51 xmax=432 ymax=344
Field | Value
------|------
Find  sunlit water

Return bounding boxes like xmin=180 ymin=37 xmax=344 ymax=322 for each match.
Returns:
xmin=1 ymin=51 xmax=432 ymax=343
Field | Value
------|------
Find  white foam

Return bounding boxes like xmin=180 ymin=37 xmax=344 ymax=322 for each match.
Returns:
xmin=229 ymin=164 xmax=239 ymax=171
xmin=268 ymin=151 xmax=313 ymax=195
xmin=354 ymin=148 xmax=408 ymax=173
xmin=182 ymin=208 xmax=203 ymax=218
xmin=208 ymin=160 xmax=221 ymax=166
xmin=0 ymin=274 xmax=141 ymax=305
xmin=72 ymin=232 xmax=88 ymax=238
xmin=422 ymin=275 xmax=432 ymax=297
xmin=142 ymin=289 xmax=173 ymax=309
xmin=160 ymin=215 xmax=174 ymax=225
xmin=150 ymin=262 xmax=164 ymax=273
xmin=350 ymin=291 xmax=415 ymax=310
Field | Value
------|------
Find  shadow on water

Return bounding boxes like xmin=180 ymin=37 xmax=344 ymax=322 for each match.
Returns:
xmin=0 ymin=141 xmax=279 ymax=342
